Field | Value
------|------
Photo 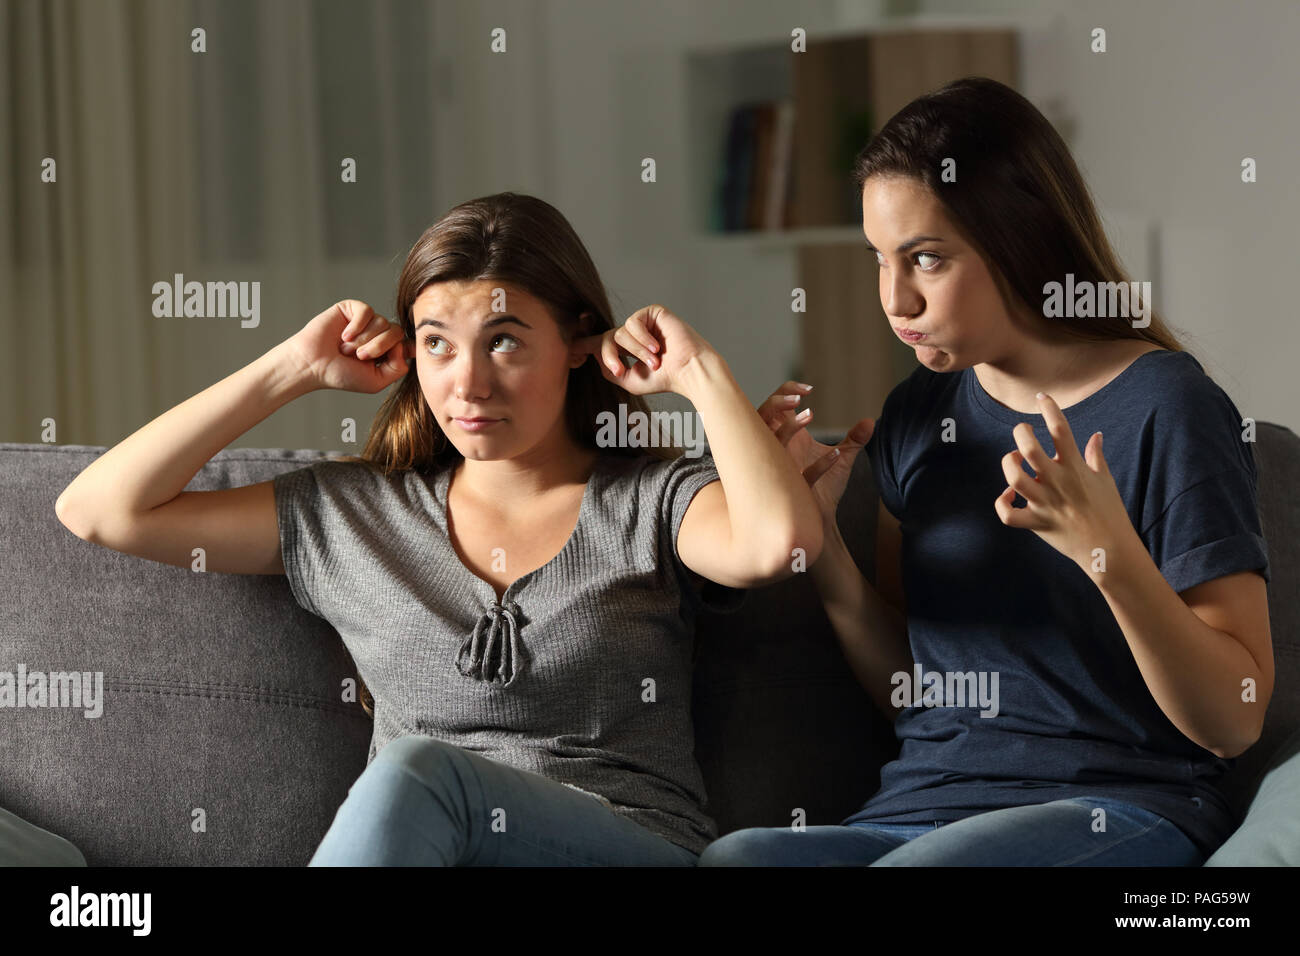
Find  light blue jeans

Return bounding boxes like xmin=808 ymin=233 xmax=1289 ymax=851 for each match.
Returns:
xmin=697 ymin=796 xmax=1206 ymax=866
xmin=308 ymin=734 xmax=698 ymax=866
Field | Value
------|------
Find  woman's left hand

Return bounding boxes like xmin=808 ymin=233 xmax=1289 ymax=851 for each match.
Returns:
xmin=572 ymin=304 xmax=715 ymax=396
xmin=994 ymin=392 xmax=1136 ymax=572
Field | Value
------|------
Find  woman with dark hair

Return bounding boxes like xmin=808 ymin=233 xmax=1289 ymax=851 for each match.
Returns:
xmin=700 ymin=77 xmax=1272 ymax=866
xmin=56 ymin=191 xmax=824 ymax=866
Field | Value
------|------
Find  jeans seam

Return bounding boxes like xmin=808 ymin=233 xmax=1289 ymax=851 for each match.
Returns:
xmin=1051 ymin=814 xmax=1164 ymax=866
xmin=387 ymin=747 xmax=684 ymax=866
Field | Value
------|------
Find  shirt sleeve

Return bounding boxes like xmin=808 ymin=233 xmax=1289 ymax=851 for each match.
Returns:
xmin=866 ymin=381 xmax=905 ymax=521
xmin=272 ymin=462 xmax=328 ymax=619
xmin=1139 ymin=390 xmax=1271 ymax=595
xmin=660 ymin=451 xmax=748 ymax=614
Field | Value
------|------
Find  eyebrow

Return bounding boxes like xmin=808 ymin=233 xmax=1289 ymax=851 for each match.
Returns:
xmin=415 ymin=314 xmax=534 ymax=332
xmin=862 ymin=234 xmax=946 ymax=253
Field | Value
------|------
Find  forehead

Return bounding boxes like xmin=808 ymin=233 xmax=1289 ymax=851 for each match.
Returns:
xmin=860 ymin=176 xmax=949 ymax=233
xmin=413 ymin=279 xmax=548 ymax=317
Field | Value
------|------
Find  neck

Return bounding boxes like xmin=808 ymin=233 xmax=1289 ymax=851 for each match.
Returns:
xmin=973 ymin=330 xmax=1117 ymax=414
xmin=453 ymin=437 xmax=598 ymax=511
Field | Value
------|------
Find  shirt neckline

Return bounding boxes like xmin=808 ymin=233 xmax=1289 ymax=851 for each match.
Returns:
xmin=965 ymin=348 xmax=1175 ymax=425
xmin=434 ymin=454 xmax=605 ymax=606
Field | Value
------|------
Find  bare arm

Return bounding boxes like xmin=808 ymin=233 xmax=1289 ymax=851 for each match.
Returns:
xmin=55 ymin=300 xmax=411 ymax=574
xmin=811 ymin=501 xmax=913 ymax=724
xmin=674 ymin=350 xmax=825 ymax=586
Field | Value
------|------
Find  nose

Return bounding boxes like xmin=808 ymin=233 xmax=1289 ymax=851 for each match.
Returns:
xmin=452 ymin=350 xmax=493 ymax=403
xmin=882 ymin=265 xmax=924 ymax=321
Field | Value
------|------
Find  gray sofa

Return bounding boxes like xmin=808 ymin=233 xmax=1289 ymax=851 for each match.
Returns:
xmin=2 ymin=424 xmax=1297 ymax=866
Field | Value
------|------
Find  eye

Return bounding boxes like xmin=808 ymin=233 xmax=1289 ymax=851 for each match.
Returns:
xmin=421 ymin=333 xmax=520 ymax=355
xmin=872 ymin=250 xmax=942 ymax=271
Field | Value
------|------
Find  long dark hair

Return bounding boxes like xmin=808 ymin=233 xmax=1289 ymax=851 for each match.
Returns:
xmin=850 ymin=76 xmax=1197 ymax=364
xmin=335 ymin=192 xmax=679 ymax=716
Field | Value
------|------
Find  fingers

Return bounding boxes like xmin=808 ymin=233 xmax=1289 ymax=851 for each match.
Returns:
xmin=1011 ymin=422 xmax=1053 ymax=476
xmin=1000 ymin=449 xmax=1038 ymax=502
xmin=624 ymin=311 xmax=661 ymax=358
xmin=803 ymin=447 xmax=841 ymax=486
xmin=993 ymin=485 xmax=1026 ymax=527
xmin=1035 ymin=392 xmax=1081 ymax=465
xmin=338 ymin=300 xmax=374 ymax=341
xmin=347 ymin=317 xmax=401 ymax=360
xmin=774 ymin=406 xmax=812 ymax=444
xmin=614 ymin=324 xmax=659 ymax=371
xmin=757 ymin=381 xmax=813 ymax=422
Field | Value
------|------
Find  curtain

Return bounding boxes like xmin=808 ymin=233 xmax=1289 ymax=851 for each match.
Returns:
xmin=0 ymin=0 xmax=437 ymax=448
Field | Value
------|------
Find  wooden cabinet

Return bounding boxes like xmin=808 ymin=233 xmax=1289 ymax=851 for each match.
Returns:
xmin=690 ymin=27 xmax=1018 ymax=429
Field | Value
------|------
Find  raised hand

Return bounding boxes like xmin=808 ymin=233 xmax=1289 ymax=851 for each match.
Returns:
xmin=994 ymin=392 xmax=1132 ymax=572
xmin=757 ymin=381 xmax=874 ymax=527
xmin=287 ymin=299 xmax=414 ymax=394
xmin=572 ymin=304 xmax=715 ymax=397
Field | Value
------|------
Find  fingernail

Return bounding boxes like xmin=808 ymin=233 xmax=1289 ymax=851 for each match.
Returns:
xmin=797 ymin=383 xmax=814 ymax=392
xmin=783 ymin=394 xmax=801 ymax=404
xmin=796 ymin=408 xmax=811 ymax=421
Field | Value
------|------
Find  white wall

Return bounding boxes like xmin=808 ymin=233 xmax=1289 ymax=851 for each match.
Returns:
xmin=453 ymin=0 xmax=1297 ymax=425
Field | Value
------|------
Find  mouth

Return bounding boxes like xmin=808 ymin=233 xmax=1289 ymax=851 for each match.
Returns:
xmin=453 ymin=416 xmax=504 ymax=431
xmin=894 ymin=327 xmax=927 ymax=343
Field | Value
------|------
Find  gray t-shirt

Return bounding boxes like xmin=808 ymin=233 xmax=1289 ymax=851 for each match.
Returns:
xmin=273 ymin=449 xmax=746 ymax=854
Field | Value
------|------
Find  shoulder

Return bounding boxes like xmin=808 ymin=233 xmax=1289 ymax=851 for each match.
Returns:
xmin=277 ymin=456 xmax=423 ymax=507
xmin=596 ymin=450 xmax=722 ymax=519
xmin=874 ymin=362 xmax=963 ymax=447
xmin=1125 ymin=350 xmax=1258 ymax=481
xmin=1130 ymin=350 xmax=1247 ymax=432
xmin=601 ymin=448 xmax=714 ymax=486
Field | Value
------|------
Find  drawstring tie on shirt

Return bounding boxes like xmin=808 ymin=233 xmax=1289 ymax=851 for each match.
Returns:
xmin=456 ymin=600 xmax=526 ymax=686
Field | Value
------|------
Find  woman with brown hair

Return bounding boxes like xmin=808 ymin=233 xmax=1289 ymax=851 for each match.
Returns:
xmin=56 ymin=191 xmax=824 ymax=866
xmin=700 ymin=77 xmax=1272 ymax=866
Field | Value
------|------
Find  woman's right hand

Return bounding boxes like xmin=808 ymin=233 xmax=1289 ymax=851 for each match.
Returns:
xmin=286 ymin=299 xmax=415 ymax=393
xmin=757 ymin=381 xmax=875 ymax=527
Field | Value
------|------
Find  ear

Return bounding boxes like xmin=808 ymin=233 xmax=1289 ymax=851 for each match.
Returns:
xmin=568 ymin=312 xmax=595 ymax=369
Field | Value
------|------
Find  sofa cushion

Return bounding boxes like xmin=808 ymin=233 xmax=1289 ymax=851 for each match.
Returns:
xmin=0 ymin=444 xmax=373 ymax=866
xmin=1204 ymin=725 xmax=1300 ymax=866
xmin=0 ymin=804 xmax=86 ymax=867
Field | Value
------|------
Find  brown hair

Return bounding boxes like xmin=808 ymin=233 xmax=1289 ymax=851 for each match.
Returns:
xmin=850 ymin=76 xmax=1199 ymax=366
xmin=332 ymin=192 xmax=680 ymax=717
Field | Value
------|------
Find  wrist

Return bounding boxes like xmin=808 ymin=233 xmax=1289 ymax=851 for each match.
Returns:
xmin=263 ymin=341 xmax=321 ymax=404
xmin=672 ymin=349 xmax=732 ymax=404
xmin=1082 ymin=522 xmax=1147 ymax=593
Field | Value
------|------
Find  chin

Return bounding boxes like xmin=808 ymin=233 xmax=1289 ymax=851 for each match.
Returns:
xmin=914 ymin=344 xmax=956 ymax=368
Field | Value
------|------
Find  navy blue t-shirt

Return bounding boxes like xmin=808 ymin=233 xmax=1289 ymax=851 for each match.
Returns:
xmin=841 ymin=348 xmax=1271 ymax=856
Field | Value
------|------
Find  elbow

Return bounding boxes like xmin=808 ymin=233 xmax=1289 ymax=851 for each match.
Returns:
xmin=54 ymin=493 xmax=86 ymax=538
xmin=751 ymin=522 xmax=824 ymax=584
xmin=1210 ymin=722 xmax=1266 ymax=761
xmin=55 ymin=492 xmax=101 ymax=543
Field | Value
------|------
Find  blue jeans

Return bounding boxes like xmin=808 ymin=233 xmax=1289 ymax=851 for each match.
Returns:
xmin=697 ymin=797 xmax=1205 ymax=866
xmin=308 ymin=734 xmax=698 ymax=866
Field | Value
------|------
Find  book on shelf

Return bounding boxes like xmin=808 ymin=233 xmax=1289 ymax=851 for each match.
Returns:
xmin=716 ymin=99 xmax=795 ymax=232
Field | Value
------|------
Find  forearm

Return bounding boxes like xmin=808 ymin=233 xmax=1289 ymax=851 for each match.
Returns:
xmin=675 ymin=349 xmax=823 ymax=574
xmin=1088 ymin=526 xmax=1266 ymax=758
xmin=812 ymin=520 xmax=913 ymax=722
xmin=56 ymin=341 xmax=316 ymax=531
